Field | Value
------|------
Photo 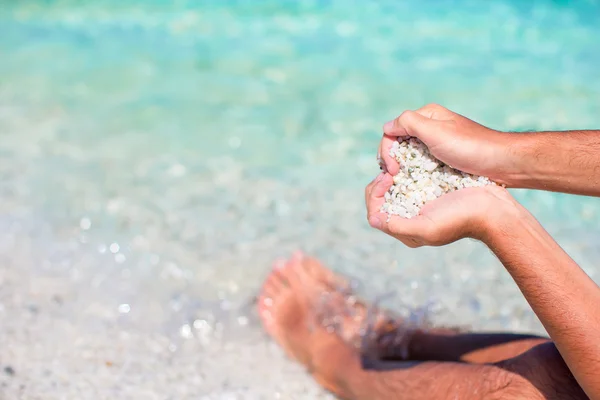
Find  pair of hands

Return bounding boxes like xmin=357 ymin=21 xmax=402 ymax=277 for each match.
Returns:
xmin=366 ymin=103 xmax=523 ymax=247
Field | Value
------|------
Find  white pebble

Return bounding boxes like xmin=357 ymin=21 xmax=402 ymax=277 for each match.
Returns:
xmin=381 ymin=138 xmax=497 ymax=218
xmin=118 ymin=303 xmax=131 ymax=314
xmin=180 ymin=324 xmax=193 ymax=339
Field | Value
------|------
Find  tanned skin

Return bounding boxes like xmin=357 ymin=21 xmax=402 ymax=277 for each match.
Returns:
xmin=256 ymin=104 xmax=598 ymax=399
xmin=258 ymin=254 xmax=585 ymax=399
xmin=374 ymin=104 xmax=600 ymax=398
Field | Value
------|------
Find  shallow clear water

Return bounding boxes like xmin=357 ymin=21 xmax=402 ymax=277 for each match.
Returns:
xmin=1 ymin=1 xmax=600 ymax=398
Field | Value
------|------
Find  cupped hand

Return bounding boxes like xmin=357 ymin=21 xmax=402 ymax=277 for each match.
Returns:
xmin=378 ymin=104 xmax=514 ymax=185
xmin=365 ymin=172 xmax=516 ymax=247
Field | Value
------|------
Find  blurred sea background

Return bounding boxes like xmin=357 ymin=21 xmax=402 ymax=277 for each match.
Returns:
xmin=1 ymin=1 xmax=600 ymax=398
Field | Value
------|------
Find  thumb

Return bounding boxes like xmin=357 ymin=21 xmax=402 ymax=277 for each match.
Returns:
xmin=383 ymin=110 xmax=447 ymax=146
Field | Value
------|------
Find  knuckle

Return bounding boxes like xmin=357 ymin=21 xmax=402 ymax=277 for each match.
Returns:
xmin=365 ymin=182 xmax=375 ymax=198
xmin=403 ymin=240 xmax=416 ymax=248
xmin=386 ymin=221 xmax=398 ymax=234
xmin=367 ymin=216 xmax=377 ymax=228
xmin=388 ymin=224 xmax=405 ymax=238
xmin=420 ymin=103 xmax=448 ymax=119
xmin=445 ymin=119 xmax=458 ymax=134
xmin=401 ymin=237 xmax=420 ymax=248
xmin=365 ymin=203 xmax=377 ymax=220
xmin=398 ymin=110 xmax=413 ymax=123
xmin=424 ymin=103 xmax=442 ymax=111
xmin=368 ymin=215 xmax=387 ymax=232
xmin=385 ymin=111 xmax=411 ymax=130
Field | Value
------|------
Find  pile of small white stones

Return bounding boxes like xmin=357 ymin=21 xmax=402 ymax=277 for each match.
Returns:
xmin=380 ymin=138 xmax=498 ymax=219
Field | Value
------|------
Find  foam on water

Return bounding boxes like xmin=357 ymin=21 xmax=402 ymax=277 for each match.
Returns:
xmin=1 ymin=0 xmax=600 ymax=398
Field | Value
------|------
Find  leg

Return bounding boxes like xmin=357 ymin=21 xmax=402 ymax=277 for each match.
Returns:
xmin=257 ymin=254 xmax=587 ymax=399
xmin=497 ymin=341 xmax=588 ymax=400
xmin=309 ymin=339 xmax=586 ymax=400
xmin=258 ymin=254 xmax=586 ymax=399
xmin=406 ymin=329 xmax=550 ymax=364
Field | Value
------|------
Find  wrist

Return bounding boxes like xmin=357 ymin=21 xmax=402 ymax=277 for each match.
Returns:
xmin=495 ymin=132 xmax=538 ymax=188
xmin=473 ymin=186 xmax=529 ymax=243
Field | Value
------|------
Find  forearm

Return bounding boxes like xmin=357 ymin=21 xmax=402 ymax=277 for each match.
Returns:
xmin=483 ymin=201 xmax=600 ymax=398
xmin=503 ymin=130 xmax=600 ymax=196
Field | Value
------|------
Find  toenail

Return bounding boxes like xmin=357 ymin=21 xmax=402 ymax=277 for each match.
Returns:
xmin=263 ymin=298 xmax=273 ymax=307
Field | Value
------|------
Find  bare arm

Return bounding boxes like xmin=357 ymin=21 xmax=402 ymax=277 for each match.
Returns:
xmin=506 ymin=130 xmax=600 ymax=196
xmin=375 ymin=105 xmax=600 ymax=396
xmin=483 ymin=196 xmax=600 ymax=399
xmin=381 ymin=104 xmax=600 ymax=197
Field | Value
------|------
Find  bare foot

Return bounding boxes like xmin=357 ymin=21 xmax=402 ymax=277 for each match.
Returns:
xmin=257 ymin=252 xmax=404 ymax=396
xmin=257 ymin=253 xmax=584 ymax=400
xmin=258 ymin=252 xmax=357 ymax=395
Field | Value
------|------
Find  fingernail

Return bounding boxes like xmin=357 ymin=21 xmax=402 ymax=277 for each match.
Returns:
xmin=273 ymin=258 xmax=286 ymax=269
xmin=369 ymin=216 xmax=382 ymax=229
xmin=383 ymin=120 xmax=394 ymax=131
xmin=375 ymin=172 xmax=384 ymax=183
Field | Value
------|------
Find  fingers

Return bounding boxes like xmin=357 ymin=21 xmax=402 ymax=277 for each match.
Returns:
xmin=414 ymin=103 xmax=453 ymax=119
xmin=381 ymin=111 xmax=438 ymax=168
xmin=379 ymin=108 xmax=453 ymax=174
xmin=365 ymin=172 xmax=389 ymax=210
xmin=416 ymin=103 xmax=487 ymax=132
xmin=381 ymin=214 xmax=432 ymax=247
xmin=382 ymin=110 xmax=440 ymax=141
xmin=365 ymin=172 xmax=392 ymax=228
xmin=365 ymin=173 xmax=427 ymax=245
xmin=365 ymin=172 xmax=436 ymax=248
xmin=379 ymin=134 xmax=399 ymax=175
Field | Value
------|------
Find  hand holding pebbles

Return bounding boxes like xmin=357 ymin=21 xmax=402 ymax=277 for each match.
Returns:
xmin=381 ymin=138 xmax=498 ymax=219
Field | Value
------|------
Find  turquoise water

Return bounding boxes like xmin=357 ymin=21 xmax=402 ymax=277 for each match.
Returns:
xmin=1 ymin=1 xmax=600 ymax=397
xmin=2 ymin=1 xmax=600 ymax=222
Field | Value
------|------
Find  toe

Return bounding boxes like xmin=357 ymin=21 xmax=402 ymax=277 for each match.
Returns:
xmin=305 ymin=257 xmax=350 ymax=293
xmin=272 ymin=257 xmax=287 ymax=271
xmin=262 ymin=280 xmax=277 ymax=298
xmin=304 ymin=256 xmax=333 ymax=283
xmin=264 ymin=273 xmax=283 ymax=295
xmin=257 ymin=295 xmax=275 ymax=329
xmin=271 ymin=261 xmax=291 ymax=289
xmin=261 ymin=257 xmax=292 ymax=297
xmin=293 ymin=254 xmax=334 ymax=292
xmin=279 ymin=252 xmax=303 ymax=289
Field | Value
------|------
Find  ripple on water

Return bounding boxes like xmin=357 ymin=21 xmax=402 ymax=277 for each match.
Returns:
xmin=1 ymin=0 xmax=600 ymax=398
